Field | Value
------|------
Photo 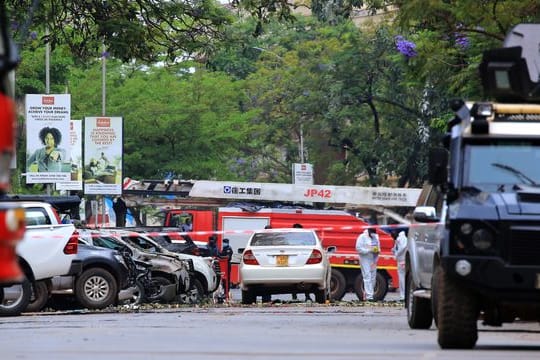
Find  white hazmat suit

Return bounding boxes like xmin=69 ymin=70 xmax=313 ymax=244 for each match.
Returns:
xmin=355 ymin=229 xmax=380 ymax=301
xmin=393 ymin=231 xmax=408 ymax=301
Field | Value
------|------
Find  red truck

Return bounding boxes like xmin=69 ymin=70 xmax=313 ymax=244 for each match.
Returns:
xmin=163 ymin=205 xmax=399 ymax=301
xmin=0 ymin=9 xmax=27 ymax=304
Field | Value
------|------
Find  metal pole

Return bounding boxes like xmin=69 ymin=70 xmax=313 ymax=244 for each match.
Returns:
xmin=45 ymin=28 xmax=50 ymax=94
xmin=101 ymin=41 xmax=106 ymax=227
xmin=45 ymin=27 xmax=51 ymax=195
xmin=102 ymin=41 xmax=106 ymax=116
xmin=300 ymin=124 xmax=305 ymax=163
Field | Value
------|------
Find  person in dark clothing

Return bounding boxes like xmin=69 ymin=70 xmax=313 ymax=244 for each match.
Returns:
xmin=291 ymin=223 xmax=311 ymax=301
xmin=220 ymin=238 xmax=233 ymax=260
xmin=208 ymin=235 xmax=219 ymax=257
xmin=219 ymin=238 xmax=234 ymax=296
xmin=112 ymin=196 xmax=127 ymax=227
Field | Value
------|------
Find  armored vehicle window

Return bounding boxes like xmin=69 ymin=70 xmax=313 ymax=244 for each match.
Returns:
xmin=463 ymin=140 xmax=540 ymax=190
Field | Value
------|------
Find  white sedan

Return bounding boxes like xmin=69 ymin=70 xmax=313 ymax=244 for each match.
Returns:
xmin=239 ymin=228 xmax=331 ymax=304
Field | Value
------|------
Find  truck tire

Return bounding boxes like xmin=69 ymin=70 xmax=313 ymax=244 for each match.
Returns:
xmin=75 ymin=268 xmax=118 ymax=310
xmin=431 ymin=266 xmax=441 ymax=328
xmin=330 ymin=269 xmax=346 ymax=301
xmin=241 ymin=288 xmax=256 ymax=304
xmin=353 ymin=272 xmax=388 ymax=301
xmin=0 ymin=278 xmax=32 ymax=316
xmin=25 ymin=280 xmax=49 ymax=313
xmin=405 ymin=271 xmax=432 ymax=329
xmin=436 ymin=265 xmax=479 ymax=349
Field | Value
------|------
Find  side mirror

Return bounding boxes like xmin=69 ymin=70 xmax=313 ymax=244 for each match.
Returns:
xmin=428 ymin=148 xmax=448 ymax=186
xmin=326 ymin=246 xmax=337 ymax=254
xmin=412 ymin=206 xmax=439 ymax=223
xmin=238 ymin=248 xmax=245 ymax=254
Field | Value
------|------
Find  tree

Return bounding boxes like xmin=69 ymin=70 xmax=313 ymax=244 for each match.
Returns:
xmin=68 ymin=61 xmax=257 ymax=180
xmin=7 ymin=0 xmax=233 ymax=64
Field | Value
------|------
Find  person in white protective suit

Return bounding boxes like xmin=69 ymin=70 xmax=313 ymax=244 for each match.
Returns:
xmin=355 ymin=227 xmax=380 ymax=301
xmin=392 ymin=230 xmax=408 ymax=301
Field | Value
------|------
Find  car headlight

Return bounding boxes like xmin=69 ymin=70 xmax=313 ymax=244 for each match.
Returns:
xmin=471 ymin=228 xmax=494 ymax=250
xmin=460 ymin=222 xmax=473 ymax=236
xmin=452 ymin=221 xmax=497 ymax=255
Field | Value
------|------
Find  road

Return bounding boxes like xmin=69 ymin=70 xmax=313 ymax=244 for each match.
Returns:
xmin=0 ymin=290 xmax=538 ymax=359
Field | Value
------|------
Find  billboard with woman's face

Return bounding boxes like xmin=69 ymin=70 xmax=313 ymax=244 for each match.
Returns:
xmin=25 ymin=94 xmax=71 ymax=183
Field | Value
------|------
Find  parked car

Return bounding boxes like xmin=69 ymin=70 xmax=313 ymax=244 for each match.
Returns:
xmin=78 ymin=230 xmax=192 ymax=303
xmin=0 ymin=201 xmax=81 ymax=316
xmin=239 ymin=228 xmax=331 ymax=304
xmin=145 ymin=233 xmax=209 ymax=257
xmin=108 ymin=230 xmax=219 ymax=302
xmin=26 ymin=242 xmax=131 ymax=311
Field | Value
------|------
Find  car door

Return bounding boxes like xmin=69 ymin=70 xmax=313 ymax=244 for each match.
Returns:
xmin=416 ymin=186 xmax=444 ymax=288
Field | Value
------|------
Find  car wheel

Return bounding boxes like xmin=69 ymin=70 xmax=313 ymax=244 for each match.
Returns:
xmin=405 ymin=271 xmax=432 ymax=329
xmin=431 ymin=265 xmax=441 ymax=328
xmin=120 ymin=281 xmax=145 ymax=306
xmin=25 ymin=280 xmax=49 ymax=313
xmin=241 ymin=288 xmax=256 ymax=305
xmin=146 ymin=276 xmax=174 ymax=303
xmin=436 ymin=264 xmax=479 ymax=349
xmin=184 ymin=278 xmax=205 ymax=304
xmin=314 ymin=287 xmax=329 ymax=304
xmin=353 ymin=272 xmax=389 ymax=301
xmin=75 ymin=268 xmax=118 ymax=309
xmin=0 ymin=278 xmax=32 ymax=316
xmin=329 ymin=269 xmax=346 ymax=301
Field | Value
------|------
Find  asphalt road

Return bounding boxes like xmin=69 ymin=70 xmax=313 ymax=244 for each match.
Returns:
xmin=0 ymin=290 xmax=539 ymax=360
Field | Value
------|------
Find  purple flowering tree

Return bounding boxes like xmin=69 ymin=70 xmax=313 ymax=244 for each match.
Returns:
xmin=395 ymin=36 xmax=417 ymax=58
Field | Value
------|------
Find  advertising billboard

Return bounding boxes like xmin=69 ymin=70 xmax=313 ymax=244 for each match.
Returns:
xmin=83 ymin=116 xmax=123 ymax=195
xmin=25 ymin=94 xmax=71 ymax=183
xmin=56 ymin=120 xmax=83 ymax=191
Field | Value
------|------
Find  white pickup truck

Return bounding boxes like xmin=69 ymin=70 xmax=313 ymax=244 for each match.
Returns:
xmin=0 ymin=201 xmax=82 ymax=316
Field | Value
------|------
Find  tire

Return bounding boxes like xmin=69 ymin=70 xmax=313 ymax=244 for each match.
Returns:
xmin=241 ymin=288 xmax=256 ymax=305
xmin=405 ymin=271 xmax=433 ymax=329
xmin=120 ymin=281 xmax=145 ymax=306
xmin=353 ymin=272 xmax=389 ymax=301
xmin=0 ymin=278 xmax=32 ymax=316
xmin=315 ymin=287 xmax=329 ymax=304
xmin=330 ymin=269 xmax=346 ymax=301
xmin=25 ymin=280 xmax=49 ymax=313
xmin=437 ymin=265 xmax=479 ymax=349
xmin=181 ymin=278 xmax=205 ymax=305
xmin=146 ymin=276 xmax=174 ymax=303
xmin=431 ymin=266 xmax=441 ymax=328
xmin=75 ymin=268 xmax=118 ymax=309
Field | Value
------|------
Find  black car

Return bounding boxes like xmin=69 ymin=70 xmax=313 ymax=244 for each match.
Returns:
xmin=27 ymin=242 xmax=130 ymax=311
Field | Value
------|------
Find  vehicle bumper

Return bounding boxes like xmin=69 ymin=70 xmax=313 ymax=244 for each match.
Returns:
xmin=240 ymin=265 xmax=327 ymax=289
xmin=441 ymin=255 xmax=540 ymax=300
xmin=66 ymin=259 xmax=83 ymax=276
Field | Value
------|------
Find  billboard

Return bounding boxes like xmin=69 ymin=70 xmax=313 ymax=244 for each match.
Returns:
xmin=292 ymin=163 xmax=314 ymax=185
xmin=56 ymin=120 xmax=83 ymax=191
xmin=25 ymin=94 xmax=71 ymax=183
xmin=83 ymin=116 xmax=123 ymax=195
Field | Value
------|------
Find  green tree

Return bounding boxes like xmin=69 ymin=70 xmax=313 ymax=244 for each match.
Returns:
xmin=7 ymin=0 xmax=233 ymax=64
xmin=69 ymin=61 xmax=258 ymax=180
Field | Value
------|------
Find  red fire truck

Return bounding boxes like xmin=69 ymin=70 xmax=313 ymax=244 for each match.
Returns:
xmin=0 ymin=8 xmax=26 ymax=286
xmin=124 ymin=179 xmax=420 ymax=301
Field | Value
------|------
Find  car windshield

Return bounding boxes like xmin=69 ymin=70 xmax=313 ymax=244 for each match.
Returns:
xmin=250 ymin=232 xmax=316 ymax=246
xmin=121 ymin=235 xmax=161 ymax=253
xmin=463 ymin=140 xmax=540 ymax=191
xmin=92 ymin=235 xmax=125 ymax=251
